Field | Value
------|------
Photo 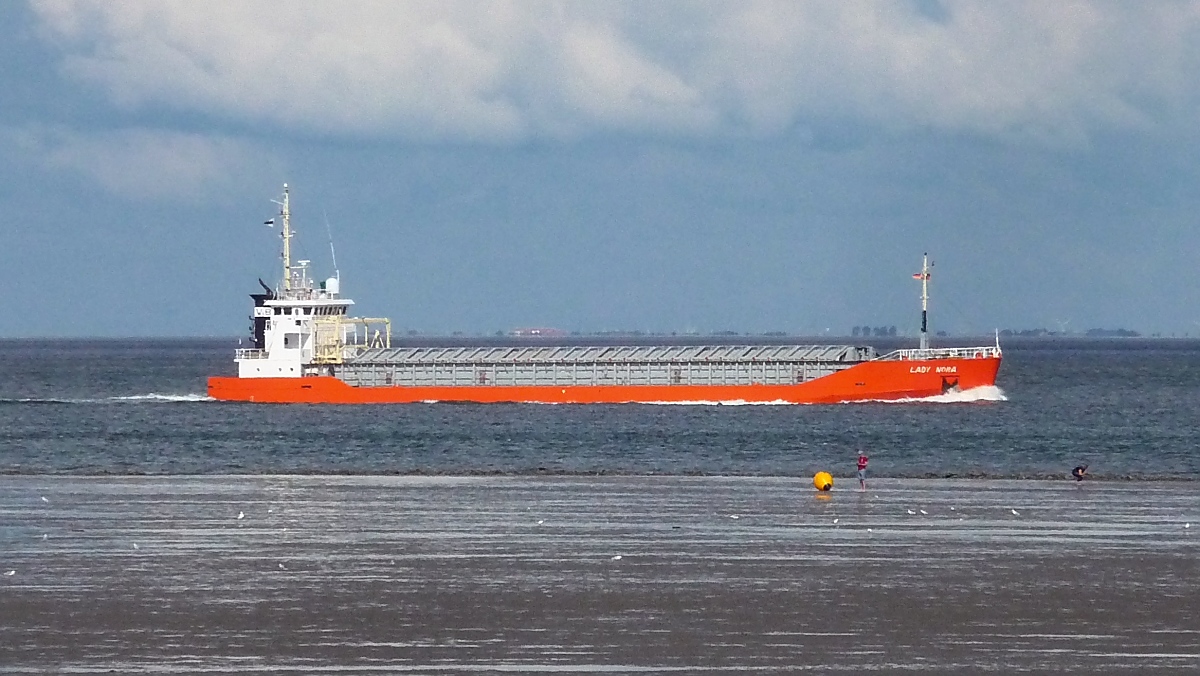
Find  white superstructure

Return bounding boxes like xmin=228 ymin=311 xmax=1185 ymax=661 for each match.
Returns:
xmin=234 ymin=185 xmax=390 ymax=378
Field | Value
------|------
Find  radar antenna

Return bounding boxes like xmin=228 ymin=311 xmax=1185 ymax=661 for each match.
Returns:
xmin=324 ymin=210 xmax=340 ymax=282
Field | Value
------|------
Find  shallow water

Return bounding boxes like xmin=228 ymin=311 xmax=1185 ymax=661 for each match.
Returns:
xmin=1 ymin=476 xmax=1196 ymax=673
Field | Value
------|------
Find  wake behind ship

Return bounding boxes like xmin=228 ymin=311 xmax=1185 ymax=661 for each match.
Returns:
xmin=207 ymin=185 xmax=1001 ymax=404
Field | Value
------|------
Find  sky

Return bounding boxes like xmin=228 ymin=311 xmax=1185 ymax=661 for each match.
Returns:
xmin=3 ymin=0 xmax=1200 ymax=338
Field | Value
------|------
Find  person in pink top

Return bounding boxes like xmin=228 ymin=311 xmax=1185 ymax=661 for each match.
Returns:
xmin=857 ymin=453 xmax=869 ymax=490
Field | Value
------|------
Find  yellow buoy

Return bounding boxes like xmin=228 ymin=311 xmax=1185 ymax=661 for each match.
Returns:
xmin=813 ymin=471 xmax=833 ymax=491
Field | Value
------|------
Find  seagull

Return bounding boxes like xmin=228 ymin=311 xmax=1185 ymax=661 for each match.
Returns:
xmin=907 ymin=509 xmax=916 ymax=515
xmin=1011 ymin=509 xmax=1020 ymax=516
xmin=949 ymin=506 xmax=956 ymax=511
xmin=611 ymin=555 xmax=622 ymax=560
xmin=133 ymin=543 xmax=139 ymax=550
xmin=278 ymin=563 xmax=285 ymax=569
xmin=1186 ymin=523 xmax=1191 ymax=529
xmin=4 ymin=570 xmax=14 ymax=576
xmin=729 ymin=515 xmax=739 ymax=519
xmin=919 ymin=509 xmax=928 ymax=515
xmin=867 ymin=528 xmax=873 ymax=533
xmin=42 ymin=534 xmax=47 ymax=540
xmin=537 ymin=520 xmax=544 ymax=525
xmin=833 ymin=518 xmax=839 ymax=524
xmin=41 ymin=496 xmax=48 ymax=503
xmin=237 ymin=512 xmax=245 ymax=520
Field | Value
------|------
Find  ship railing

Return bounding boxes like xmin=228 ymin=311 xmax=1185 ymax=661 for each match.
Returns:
xmin=877 ymin=345 xmax=1002 ymax=361
xmin=235 ymin=348 xmax=268 ymax=360
xmin=311 ymin=316 xmax=392 ymax=364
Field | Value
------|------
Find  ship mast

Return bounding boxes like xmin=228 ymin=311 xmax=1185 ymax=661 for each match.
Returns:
xmin=917 ymin=252 xmax=930 ymax=351
xmin=280 ymin=184 xmax=292 ymax=292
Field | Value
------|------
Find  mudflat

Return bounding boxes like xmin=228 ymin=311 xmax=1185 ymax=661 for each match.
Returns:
xmin=1 ymin=476 xmax=1196 ymax=673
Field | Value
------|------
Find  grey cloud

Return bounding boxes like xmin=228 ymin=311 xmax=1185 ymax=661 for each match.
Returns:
xmin=6 ymin=124 xmax=279 ymax=201
xmin=28 ymin=1 xmax=1200 ymax=144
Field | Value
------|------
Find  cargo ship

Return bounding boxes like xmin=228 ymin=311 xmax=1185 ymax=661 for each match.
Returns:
xmin=207 ymin=185 xmax=1001 ymax=404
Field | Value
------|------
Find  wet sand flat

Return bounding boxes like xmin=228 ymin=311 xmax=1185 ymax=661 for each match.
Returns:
xmin=1 ymin=476 xmax=1197 ymax=674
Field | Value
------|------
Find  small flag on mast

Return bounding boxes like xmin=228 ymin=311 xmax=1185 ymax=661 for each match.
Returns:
xmin=264 ymin=219 xmax=275 ymax=227
xmin=913 ymin=272 xmax=930 ymax=280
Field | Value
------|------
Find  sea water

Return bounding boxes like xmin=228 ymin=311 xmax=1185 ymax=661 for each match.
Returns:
xmin=1 ymin=339 xmax=1198 ymax=673
xmin=1 ymin=338 xmax=1197 ymax=479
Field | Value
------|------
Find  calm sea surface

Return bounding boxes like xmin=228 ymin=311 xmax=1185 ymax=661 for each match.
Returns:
xmin=1 ymin=338 xmax=1198 ymax=479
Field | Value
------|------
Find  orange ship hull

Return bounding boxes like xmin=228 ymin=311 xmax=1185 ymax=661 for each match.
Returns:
xmin=208 ymin=355 xmax=1000 ymax=404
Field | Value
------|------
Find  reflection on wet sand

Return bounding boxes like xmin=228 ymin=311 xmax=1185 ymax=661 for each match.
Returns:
xmin=1 ymin=477 xmax=1197 ymax=673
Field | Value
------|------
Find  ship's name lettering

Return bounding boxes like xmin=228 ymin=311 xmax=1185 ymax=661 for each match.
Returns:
xmin=908 ymin=366 xmax=958 ymax=374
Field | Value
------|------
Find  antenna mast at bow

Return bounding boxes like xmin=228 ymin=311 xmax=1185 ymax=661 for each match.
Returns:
xmin=915 ymin=253 xmax=931 ymax=351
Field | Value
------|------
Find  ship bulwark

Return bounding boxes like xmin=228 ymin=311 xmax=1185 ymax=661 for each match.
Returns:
xmin=208 ymin=347 xmax=1001 ymax=404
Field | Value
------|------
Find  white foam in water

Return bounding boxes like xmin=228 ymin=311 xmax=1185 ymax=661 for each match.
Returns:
xmin=619 ymin=388 xmax=1006 ymax=406
xmin=526 ymin=390 xmax=1006 ymax=406
xmin=10 ymin=388 xmax=1001 ymax=406
xmin=866 ymin=385 xmax=1008 ymax=404
xmin=107 ymin=393 xmax=214 ymax=403
xmin=4 ymin=393 xmax=213 ymax=404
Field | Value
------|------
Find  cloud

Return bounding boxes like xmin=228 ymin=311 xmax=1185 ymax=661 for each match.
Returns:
xmin=5 ymin=125 xmax=277 ymax=200
xmin=28 ymin=1 xmax=1200 ymax=144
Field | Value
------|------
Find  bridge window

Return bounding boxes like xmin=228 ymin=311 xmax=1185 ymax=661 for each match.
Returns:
xmin=273 ymin=307 xmax=282 ymax=315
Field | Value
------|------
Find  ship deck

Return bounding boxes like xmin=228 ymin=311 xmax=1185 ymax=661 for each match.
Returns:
xmin=331 ymin=344 xmax=877 ymax=388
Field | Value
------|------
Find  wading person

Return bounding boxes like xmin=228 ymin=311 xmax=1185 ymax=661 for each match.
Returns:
xmin=857 ymin=452 xmax=869 ymax=490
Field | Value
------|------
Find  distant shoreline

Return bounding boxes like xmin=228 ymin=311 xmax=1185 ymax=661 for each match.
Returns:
xmin=3 ymin=334 xmax=1200 ymax=348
